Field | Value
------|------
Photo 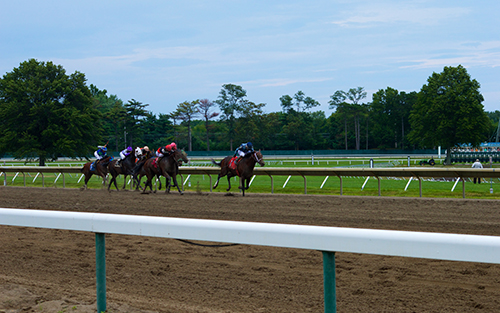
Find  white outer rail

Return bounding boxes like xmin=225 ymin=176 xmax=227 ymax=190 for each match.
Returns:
xmin=1 ymin=208 xmax=500 ymax=264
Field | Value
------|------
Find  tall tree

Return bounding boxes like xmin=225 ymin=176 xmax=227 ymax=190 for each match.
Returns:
xmin=0 ymin=59 xmax=102 ymax=165
xmin=329 ymin=87 xmax=367 ymax=150
xmin=124 ymin=99 xmax=149 ymax=148
xmin=370 ymin=88 xmax=416 ymax=149
xmin=280 ymin=91 xmax=320 ymax=113
xmin=280 ymin=91 xmax=320 ymax=150
xmin=90 ymin=85 xmax=125 ymax=151
xmin=198 ymin=99 xmax=219 ymax=151
xmin=234 ymin=100 xmax=266 ymax=145
xmin=174 ymin=100 xmax=200 ymax=151
xmin=409 ymin=65 xmax=489 ymax=164
xmin=215 ymin=84 xmax=247 ymax=150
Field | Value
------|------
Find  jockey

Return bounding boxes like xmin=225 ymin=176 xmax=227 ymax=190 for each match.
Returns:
xmin=94 ymin=145 xmax=108 ymax=165
xmin=117 ymin=146 xmax=133 ymax=166
xmin=91 ymin=145 xmax=108 ymax=171
xmin=120 ymin=146 xmax=133 ymax=160
xmin=141 ymin=146 xmax=151 ymax=158
xmin=132 ymin=146 xmax=151 ymax=175
xmin=234 ymin=142 xmax=254 ymax=163
xmin=156 ymin=142 xmax=177 ymax=158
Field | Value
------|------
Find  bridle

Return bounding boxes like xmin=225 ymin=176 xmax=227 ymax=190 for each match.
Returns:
xmin=252 ymin=151 xmax=263 ymax=164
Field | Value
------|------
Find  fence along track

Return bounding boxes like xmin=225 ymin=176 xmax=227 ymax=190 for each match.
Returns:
xmin=1 ymin=208 xmax=500 ymax=313
xmin=1 ymin=166 xmax=499 ymax=198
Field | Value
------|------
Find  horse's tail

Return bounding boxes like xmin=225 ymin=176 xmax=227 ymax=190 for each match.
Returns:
xmin=211 ymin=158 xmax=221 ymax=167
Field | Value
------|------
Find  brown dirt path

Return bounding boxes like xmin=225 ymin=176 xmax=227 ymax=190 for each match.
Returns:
xmin=1 ymin=187 xmax=500 ymax=312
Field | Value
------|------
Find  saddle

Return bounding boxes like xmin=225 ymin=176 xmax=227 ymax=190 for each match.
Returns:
xmin=229 ymin=157 xmax=238 ymax=170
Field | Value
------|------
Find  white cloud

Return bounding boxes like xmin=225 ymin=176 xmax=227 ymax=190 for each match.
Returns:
xmin=331 ymin=4 xmax=469 ymax=27
xmin=239 ymin=77 xmax=333 ymax=88
xmin=399 ymin=41 xmax=500 ymax=69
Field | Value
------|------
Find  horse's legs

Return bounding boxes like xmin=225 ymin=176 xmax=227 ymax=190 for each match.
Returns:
xmin=171 ymin=175 xmax=183 ymax=195
xmin=108 ymin=173 xmax=119 ymax=191
xmin=213 ymin=174 xmax=222 ymax=189
xmin=226 ymin=174 xmax=232 ymax=191
xmin=240 ymin=177 xmax=245 ymax=196
xmin=83 ymin=171 xmax=93 ymax=189
xmin=121 ymin=174 xmax=128 ymax=190
xmin=141 ymin=176 xmax=153 ymax=194
xmin=165 ymin=176 xmax=172 ymax=193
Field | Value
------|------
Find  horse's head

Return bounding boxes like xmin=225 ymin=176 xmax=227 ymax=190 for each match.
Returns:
xmin=134 ymin=147 xmax=142 ymax=157
xmin=172 ymin=149 xmax=189 ymax=165
xmin=253 ymin=150 xmax=264 ymax=167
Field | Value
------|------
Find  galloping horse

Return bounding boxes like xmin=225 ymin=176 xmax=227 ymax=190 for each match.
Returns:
xmin=107 ymin=151 xmax=136 ymax=191
xmin=211 ymin=150 xmax=264 ymax=196
xmin=141 ymin=149 xmax=189 ymax=194
xmin=164 ymin=149 xmax=189 ymax=193
xmin=80 ymin=155 xmax=112 ymax=189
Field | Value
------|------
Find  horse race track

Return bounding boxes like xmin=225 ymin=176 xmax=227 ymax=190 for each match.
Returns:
xmin=1 ymin=187 xmax=500 ymax=312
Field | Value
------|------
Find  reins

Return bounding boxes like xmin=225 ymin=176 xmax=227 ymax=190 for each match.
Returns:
xmin=252 ymin=151 xmax=261 ymax=164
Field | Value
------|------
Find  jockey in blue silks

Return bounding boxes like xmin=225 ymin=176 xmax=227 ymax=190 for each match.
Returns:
xmin=234 ymin=142 xmax=254 ymax=163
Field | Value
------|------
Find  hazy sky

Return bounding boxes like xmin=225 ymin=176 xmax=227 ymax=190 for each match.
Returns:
xmin=1 ymin=1 xmax=499 ymax=115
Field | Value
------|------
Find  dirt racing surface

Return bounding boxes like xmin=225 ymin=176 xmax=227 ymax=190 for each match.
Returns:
xmin=1 ymin=187 xmax=500 ymax=313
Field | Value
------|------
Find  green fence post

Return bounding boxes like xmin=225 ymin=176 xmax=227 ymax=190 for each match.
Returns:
xmin=322 ymin=251 xmax=336 ymax=313
xmin=95 ymin=233 xmax=106 ymax=313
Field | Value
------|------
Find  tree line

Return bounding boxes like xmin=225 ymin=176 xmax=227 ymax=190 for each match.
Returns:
xmin=0 ymin=59 xmax=498 ymax=165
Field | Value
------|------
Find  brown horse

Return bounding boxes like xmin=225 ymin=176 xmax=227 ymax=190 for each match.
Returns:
xmin=164 ymin=149 xmax=189 ymax=193
xmin=141 ymin=149 xmax=189 ymax=194
xmin=80 ymin=156 xmax=112 ymax=190
xmin=107 ymin=151 xmax=137 ymax=191
xmin=211 ymin=150 xmax=264 ymax=196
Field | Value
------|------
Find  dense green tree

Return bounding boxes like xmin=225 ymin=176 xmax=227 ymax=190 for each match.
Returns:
xmin=234 ymin=100 xmax=266 ymax=145
xmin=409 ymin=65 xmax=489 ymax=164
xmin=0 ymin=59 xmax=102 ymax=165
xmin=198 ymin=99 xmax=219 ymax=151
xmin=90 ymin=85 xmax=125 ymax=152
xmin=215 ymin=84 xmax=247 ymax=150
xmin=329 ymin=87 xmax=367 ymax=150
xmin=124 ymin=99 xmax=149 ymax=148
xmin=174 ymin=100 xmax=199 ymax=151
xmin=280 ymin=91 xmax=321 ymax=150
xmin=257 ymin=112 xmax=288 ymax=150
xmin=280 ymin=91 xmax=320 ymax=113
xmin=370 ymin=88 xmax=416 ymax=149
xmin=486 ymin=110 xmax=500 ymax=142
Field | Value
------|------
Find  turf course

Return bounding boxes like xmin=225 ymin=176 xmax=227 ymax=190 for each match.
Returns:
xmin=1 ymin=157 xmax=499 ymax=199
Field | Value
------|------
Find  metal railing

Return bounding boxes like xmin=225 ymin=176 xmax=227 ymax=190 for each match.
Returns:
xmin=1 ymin=208 xmax=499 ymax=313
xmin=1 ymin=166 xmax=499 ymax=198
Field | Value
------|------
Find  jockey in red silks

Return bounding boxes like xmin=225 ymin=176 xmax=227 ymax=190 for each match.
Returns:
xmin=156 ymin=142 xmax=177 ymax=158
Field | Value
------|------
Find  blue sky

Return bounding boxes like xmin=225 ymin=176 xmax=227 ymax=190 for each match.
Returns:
xmin=1 ymin=1 xmax=499 ymax=115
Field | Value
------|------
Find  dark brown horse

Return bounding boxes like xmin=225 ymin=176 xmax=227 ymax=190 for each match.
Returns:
xmin=80 ymin=156 xmax=112 ymax=190
xmin=107 ymin=151 xmax=137 ymax=191
xmin=211 ymin=150 xmax=264 ymax=196
xmin=141 ymin=149 xmax=189 ymax=194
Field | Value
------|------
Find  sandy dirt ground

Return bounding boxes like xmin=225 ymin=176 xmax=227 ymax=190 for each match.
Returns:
xmin=1 ymin=186 xmax=500 ymax=313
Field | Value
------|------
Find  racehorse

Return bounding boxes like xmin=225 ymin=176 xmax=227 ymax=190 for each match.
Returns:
xmin=141 ymin=149 xmax=189 ymax=194
xmin=107 ymin=151 xmax=137 ymax=191
xmin=80 ymin=156 xmax=112 ymax=190
xmin=211 ymin=150 xmax=264 ymax=196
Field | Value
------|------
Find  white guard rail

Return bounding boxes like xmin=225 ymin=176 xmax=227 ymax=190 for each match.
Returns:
xmin=1 ymin=208 xmax=500 ymax=312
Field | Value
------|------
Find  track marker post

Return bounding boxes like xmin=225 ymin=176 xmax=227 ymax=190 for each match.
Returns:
xmin=322 ymin=251 xmax=336 ymax=313
xmin=95 ymin=233 xmax=106 ymax=313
